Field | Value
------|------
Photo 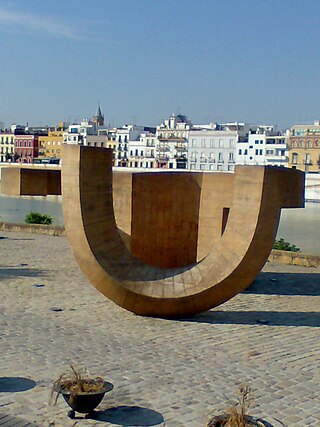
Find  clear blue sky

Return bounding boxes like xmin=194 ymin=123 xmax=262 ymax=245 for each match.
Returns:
xmin=0 ymin=0 xmax=319 ymax=129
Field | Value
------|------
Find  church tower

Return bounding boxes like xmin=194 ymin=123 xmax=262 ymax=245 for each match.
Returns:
xmin=93 ymin=102 xmax=104 ymax=127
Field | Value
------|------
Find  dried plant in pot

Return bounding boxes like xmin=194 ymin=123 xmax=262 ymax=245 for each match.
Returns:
xmin=206 ymin=385 xmax=272 ymax=427
xmin=51 ymin=365 xmax=113 ymax=419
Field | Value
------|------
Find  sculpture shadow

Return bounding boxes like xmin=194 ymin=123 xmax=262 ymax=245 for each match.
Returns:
xmin=188 ymin=310 xmax=320 ymax=327
xmin=95 ymin=405 xmax=164 ymax=426
xmin=245 ymin=272 xmax=320 ymax=296
xmin=0 ymin=377 xmax=36 ymax=392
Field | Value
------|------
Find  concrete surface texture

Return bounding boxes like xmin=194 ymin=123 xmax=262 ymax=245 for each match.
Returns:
xmin=62 ymin=145 xmax=305 ymax=317
xmin=0 ymin=232 xmax=319 ymax=426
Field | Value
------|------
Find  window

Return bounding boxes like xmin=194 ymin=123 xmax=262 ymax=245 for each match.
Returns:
xmin=191 ymin=139 xmax=196 ymax=148
xmin=292 ymin=140 xmax=297 ymax=147
xmin=135 ymin=149 xmax=138 ymax=156
xmin=259 ymin=149 xmax=263 ymax=155
xmin=228 ymin=165 xmax=234 ymax=171
xmin=239 ymin=149 xmax=242 ymax=155
xmin=292 ymin=153 xmax=298 ymax=164
xmin=255 ymin=140 xmax=259 ymax=144
xmin=244 ymin=149 xmax=248 ymax=155
xmin=305 ymin=153 xmax=311 ymax=164
xmin=307 ymin=140 xmax=312 ymax=148
xmin=217 ymin=164 xmax=223 ymax=171
xmin=201 ymin=138 xmax=205 ymax=148
xmin=140 ymin=150 xmax=143 ymax=156
xmin=229 ymin=139 xmax=234 ymax=148
xmin=249 ymin=145 xmax=253 ymax=149
xmin=218 ymin=152 xmax=223 ymax=162
xmin=229 ymin=152 xmax=234 ymax=161
xmin=255 ymin=149 xmax=259 ymax=155
xmin=219 ymin=139 xmax=224 ymax=148
xmin=266 ymin=149 xmax=274 ymax=155
xmin=200 ymin=164 xmax=206 ymax=170
xmin=260 ymin=140 xmax=263 ymax=144
xmin=299 ymin=140 xmax=304 ymax=148
xmin=210 ymin=139 xmax=214 ymax=148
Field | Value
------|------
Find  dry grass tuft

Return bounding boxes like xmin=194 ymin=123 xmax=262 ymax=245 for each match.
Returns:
xmin=207 ymin=385 xmax=259 ymax=427
xmin=50 ymin=365 xmax=105 ymax=405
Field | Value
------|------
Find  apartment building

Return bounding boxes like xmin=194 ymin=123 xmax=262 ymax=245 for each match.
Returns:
xmin=188 ymin=126 xmax=238 ymax=171
xmin=288 ymin=121 xmax=320 ymax=173
xmin=155 ymin=113 xmax=191 ymax=169
xmin=128 ymin=133 xmax=156 ymax=168
xmin=14 ymin=134 xmax=39 ymax=163
xmin=38 ymin=122 xmax=68 ymax=160
xmin=236 ymin=126 xmax=288 ymax=167
xmin=0 ymin=131 xmax=15 ymax=162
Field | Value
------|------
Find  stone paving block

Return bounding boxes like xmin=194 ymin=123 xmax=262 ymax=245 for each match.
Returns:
xmin=0 ymin=232 xmax=319 ymax=426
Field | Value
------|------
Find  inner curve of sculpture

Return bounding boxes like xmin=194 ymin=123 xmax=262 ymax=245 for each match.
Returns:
xmin=62 ymin=145 xmax=305 ymax=318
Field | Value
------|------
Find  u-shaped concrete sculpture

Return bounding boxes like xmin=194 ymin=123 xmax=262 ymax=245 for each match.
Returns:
xmin=62 ymin=145 xmax=304 ymax=318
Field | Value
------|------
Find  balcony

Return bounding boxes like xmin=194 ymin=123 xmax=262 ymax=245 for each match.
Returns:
xmin=175 ymin=144 xmax=187 ymax=151
xmin=303 ymin=160 xmax=313 ymax=165
xmin=208 ymin=158 xmax=215 ymax=163
xmin=157 ymin=154 xmax=169 ymax=161
xmin=158 ymin=145 xmax=170 ymax=151
xmin=174 ymin=154 xmax=187 ymax=160
xmin=217 ymin=159 xmax=224 ymax=163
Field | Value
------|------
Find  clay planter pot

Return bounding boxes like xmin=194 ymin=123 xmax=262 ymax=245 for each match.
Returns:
xmin=54 ymin=381 xmax=113 ymax=419
xmin=208 ymin=414 xmax=271 ymax=427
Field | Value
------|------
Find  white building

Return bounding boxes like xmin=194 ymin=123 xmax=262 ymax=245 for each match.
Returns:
xmin=155 ymin=113 xmax=192 ymax=169
xmin=188 ymin=126 xmax=238 ymax=171
xmin=63 ymin=119 xmax=97 ymax=145
xmin=236 ymin=126 xmax=288 ymax=167
xmin=114 ymin=125 xmax=154 ymax=167
xmin=128 ymin=133 xmax=157 ymax=168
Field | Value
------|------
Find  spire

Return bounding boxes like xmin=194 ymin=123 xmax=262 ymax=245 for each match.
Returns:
xmin=93 ymin=101 xmax=104 ymax=126
xmin=96 ymin=100 xmax=102 ymax=118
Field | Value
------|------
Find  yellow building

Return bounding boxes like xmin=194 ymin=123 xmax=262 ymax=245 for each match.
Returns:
xmin=288 ymin=121 xmax=320 ymax=173
xmin=0 ymin=132 xmax=15 ymax=162
xmin=38 ymin=122 xmax=67 ymax=159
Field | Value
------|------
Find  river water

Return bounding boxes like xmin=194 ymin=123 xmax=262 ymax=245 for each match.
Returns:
xmin=0 ymin=194 xmax=319 ymax=255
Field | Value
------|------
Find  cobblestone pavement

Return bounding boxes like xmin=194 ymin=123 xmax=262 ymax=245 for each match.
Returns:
xmin=0 ymin=232 xmax=319 ymax=427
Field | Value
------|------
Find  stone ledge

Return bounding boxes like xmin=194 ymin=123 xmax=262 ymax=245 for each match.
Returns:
xmin=0 ymin=221 xmax=65 ymax=237
xmin=0 ymin=221 xmax=319 ymax=267
xmin=269 ymin=249 xmax=320 ymax=268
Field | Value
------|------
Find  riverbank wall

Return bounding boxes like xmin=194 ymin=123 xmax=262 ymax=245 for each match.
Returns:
xmin=1 ymin=221 xmax=320 ymax=268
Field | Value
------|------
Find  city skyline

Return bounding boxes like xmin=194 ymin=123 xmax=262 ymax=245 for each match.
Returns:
xmin=0 ymin=0 xmax=319 ymax=129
